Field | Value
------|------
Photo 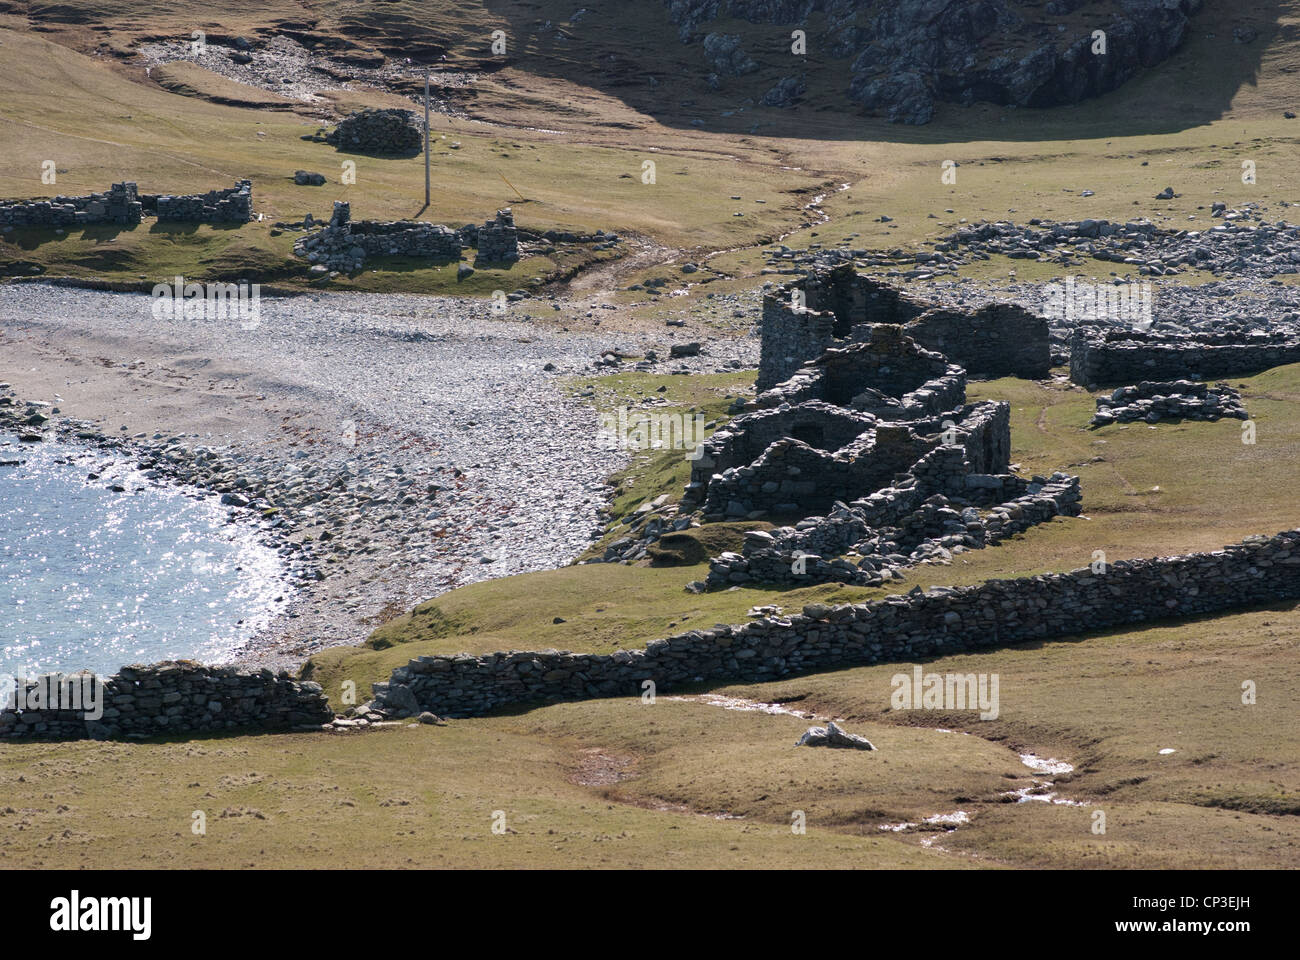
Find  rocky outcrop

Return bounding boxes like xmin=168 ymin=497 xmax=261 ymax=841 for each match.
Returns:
xmin=796 ymin=721 xmax=875 ymax=749
xmin=664 ymin=0 xmax=1203 ymax=123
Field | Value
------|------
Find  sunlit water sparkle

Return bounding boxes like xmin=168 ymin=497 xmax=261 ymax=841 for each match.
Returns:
xmin=0 ymin=434 xmax=291 ymax=678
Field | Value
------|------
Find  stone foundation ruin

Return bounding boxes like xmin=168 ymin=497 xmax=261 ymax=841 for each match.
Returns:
xmin=294 ymin=202 xmax=519 ymax=272
xmin=1069 ymin=325 xmax=1300 ymax=387
xmin=1091 ymin=380 xmax=1248 ymax=426
xmin=757 ymin=263 xmax=1051 ymax=390
xmin=0 ymin=180 xmax=253 ymax=229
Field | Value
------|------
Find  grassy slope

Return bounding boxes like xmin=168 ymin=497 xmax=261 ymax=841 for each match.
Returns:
xmin=0 ymin=26 xmax=825 ymax=291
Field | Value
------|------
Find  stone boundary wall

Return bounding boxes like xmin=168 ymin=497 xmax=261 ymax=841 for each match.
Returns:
xmin=154 ymin=180 xmax=253 ymax=224
xmin=1070 ymin=326 xmax=1300 ymax=386
xmin=0 ymin=661 xmax=333 ymax=740
xmin=0 ymin=182 xmax=142 ymax=227
xmin=370 ymin=529 xmax=1300 ymax=719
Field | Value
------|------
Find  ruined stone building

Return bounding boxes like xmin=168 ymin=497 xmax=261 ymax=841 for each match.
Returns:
xmin=671 ymin=278 xmax=1078 ymax=590
xmin=757 ymin=263 xmax=1051 ymax=391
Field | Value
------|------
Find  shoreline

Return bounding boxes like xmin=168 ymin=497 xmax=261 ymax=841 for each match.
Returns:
xmin=0 ymin=283 xmax=754 ymax=673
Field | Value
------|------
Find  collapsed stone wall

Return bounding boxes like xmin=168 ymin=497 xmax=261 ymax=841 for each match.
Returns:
xmin=153 ymin=180 xmax=253 ymax=224
xmin=0 ymin=182 xmax=142 ymax=227
xmin=691 ymin=400 xmax=1010 ymax=519
xmin=1092 ymin=380 xmax=1249 ymax=426
xmin=707 ymin=451 xmax=1081 ymax=589
xmin=368 ymin=530 xmax=1300 ymax=719
xmin=0 ymin=661 xmax=333 ymax=741
xmin=758 ymin=265 xmax=1051 ymax=390
xmin=1069 ymin=326 xmax=1300 ymax=386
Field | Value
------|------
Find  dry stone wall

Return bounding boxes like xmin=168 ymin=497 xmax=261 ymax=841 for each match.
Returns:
xmin=370 ymin=529 xmax=1300 ymax=719
xmin=0 ymin=182 xmax=142 ymax=227
xmin=0 ymin=661 xmax=333 ymax=741
xmin=153 ymin=180 xmax=253 ymax=224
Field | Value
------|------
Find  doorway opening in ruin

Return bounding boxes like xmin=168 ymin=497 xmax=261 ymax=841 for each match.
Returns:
xmin=788 ymin=422 xmax=828 ymax=449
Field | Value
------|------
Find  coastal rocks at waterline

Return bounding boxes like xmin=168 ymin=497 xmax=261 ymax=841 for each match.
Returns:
xmin=796 ymin=721 xmax=875 ymax=750
xmin=1091 ymin=380 xmax=1249 ymax=426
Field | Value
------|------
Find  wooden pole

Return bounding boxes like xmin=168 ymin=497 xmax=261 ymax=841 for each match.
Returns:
xmin=424 ymin=70 xmax=431 ymax=208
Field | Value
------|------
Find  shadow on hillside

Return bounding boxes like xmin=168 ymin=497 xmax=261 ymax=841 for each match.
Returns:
xmin=469 ymin=0 xmax=1286 ymax=145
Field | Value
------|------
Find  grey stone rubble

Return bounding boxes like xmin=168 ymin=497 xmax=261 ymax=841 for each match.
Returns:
xmin=934 ymin=211 xmax=1300 ymax=279
xmin=325 ymin=107 xmax=423 ymax=154
xmin=294 ymin=171 xmax=326 ymax=186
xmin=664 ymin=0 xmax=1200 ymax=124
xmin=795 ymin=721 xmax=874 ymax=750
xmin=1091 ymin=380 xmax=1249 ymax=426
xmin=138 ymin=35 xmax=476 ymax=111
xmin=0 ymin=661 xmax=333 ymax=740
xmin=367 ymin=529 xmax=1300 ymax=719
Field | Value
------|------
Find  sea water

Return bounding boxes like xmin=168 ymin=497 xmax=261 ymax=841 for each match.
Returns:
xmin=0 ymin=434 xmax=289 ymax=680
